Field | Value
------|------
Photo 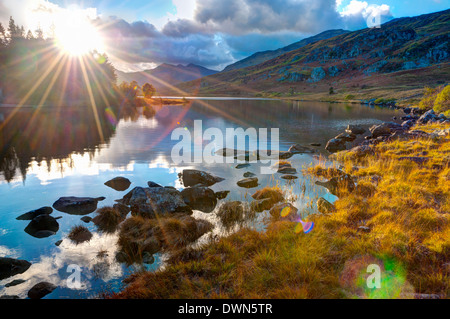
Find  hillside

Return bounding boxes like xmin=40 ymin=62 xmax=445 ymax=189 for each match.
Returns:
xmin=223 ymin=29 xmax=350 ymax=72
xmin=116 ymin=63 xmax=218 ymax=91
xmin=173 ymin=9 xmax=450 ymax=100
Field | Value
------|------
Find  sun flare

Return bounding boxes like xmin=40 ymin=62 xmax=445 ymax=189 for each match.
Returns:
xmin=54 ymin=9 xmax=104 ymax=56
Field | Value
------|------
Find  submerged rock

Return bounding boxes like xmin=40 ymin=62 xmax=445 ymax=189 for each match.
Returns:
xmin=80 ymin=216 xmax=92 ymax=223
xmin=104 ymin=177 xmax=131 ymax=191
xmin=181 ymin=187 xmax=218 ymax=213
xmin=281 ymin=175 xmax=298 ymax=180
xmin=278 ymin=167 xmax=297 ymax=174
xmin=0 ymin=257 xmax=32 ymax=280
xmin=180 ymin=169 xmax=225 ymax=187
xmin=24 ymin=215 xmax=59 ymax=238
xmin=243 ymin=172 xmax=256 ymax=178
xmin=269 ymin=202 xmax=298 ymax=221
xmin=27 ymin=282 xmax=57 ymax=299
xmin=53 ymin=197 xmax=105 ymax=215
xmin=237 ymin=177 xmax=259 ymax=188
xmin=123 ymin=187 xmax=192 ymax=218
xmin=16 ymin=207 xmax=53 ymax=221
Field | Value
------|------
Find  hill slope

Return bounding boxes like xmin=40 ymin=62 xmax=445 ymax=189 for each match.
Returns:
xmin=223 ymin=29 xmax=350 ymax=72
xmin=116 ymin=63 xmax=218 ymax=91
xmin=174 ymin=9 xmax=450 ymax=99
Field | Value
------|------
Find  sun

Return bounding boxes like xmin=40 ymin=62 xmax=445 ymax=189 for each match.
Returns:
xmin=54 ymin=9 xmax=104 ymax=56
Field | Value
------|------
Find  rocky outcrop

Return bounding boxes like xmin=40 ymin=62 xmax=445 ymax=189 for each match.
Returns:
xmin=104 ymin=177 xmax=131 ymax=191
xmin=180 ymin=169 xmax=225 ymax=187
xmin=53 ymin=197 xmax=105 ymax=215
xmin=123 ymin=187 xmax=193 ymax=218
xmin=0 ymin=257 xmax=31 ymax=280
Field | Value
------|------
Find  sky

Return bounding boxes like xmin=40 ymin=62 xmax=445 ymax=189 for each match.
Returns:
xmin=0 ymin=0 xmax=448 ymax=72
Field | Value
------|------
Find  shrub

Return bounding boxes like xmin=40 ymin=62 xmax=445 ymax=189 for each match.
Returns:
xmin=92 ymin=206 xmax=125 ymax=233
xmin=433 ymin=85 xmax=450 ymax=114
xmin=345 ymin=94 xmax=355 ymax=100
xmin=418 ymin=86 xmax=440 ymax=110
xmin=68 ymin=225 xmax=93 ymax=245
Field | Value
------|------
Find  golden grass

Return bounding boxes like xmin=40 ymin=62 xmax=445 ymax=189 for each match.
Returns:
xmin=109 ymin=122 xmax=450 ymax=299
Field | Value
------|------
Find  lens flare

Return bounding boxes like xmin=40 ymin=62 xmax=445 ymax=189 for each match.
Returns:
xmin=105 ymin=107 xmax=117 ymax=126
xmin=280 ymin=206 xmax=291 ymax=217
xmin=295 ymin=219 xmax=314 ymax=234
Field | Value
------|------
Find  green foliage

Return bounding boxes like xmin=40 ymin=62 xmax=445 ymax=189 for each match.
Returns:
xmin=345 ymin=94 xmax=355 ymax=100
xmin=142 ymin=83 xmax=156 ymax=99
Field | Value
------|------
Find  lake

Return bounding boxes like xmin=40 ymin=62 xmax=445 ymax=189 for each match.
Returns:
xmin=0 ymin=98 xmax=400 ymax=299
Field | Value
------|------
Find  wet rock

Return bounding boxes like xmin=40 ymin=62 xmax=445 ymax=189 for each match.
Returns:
xmin=215 ymin=191 xmax=230 ymax=200
xmin=104 ymin=177 xmax=131 ymax=191
xmin=181 ymin=169 xmax=225 ymax=187
xmin=279 ymin=151 xmax=294 ymax=159
xmin=80 ymin=216 xmax=92 ymax=223
xmin=345 ymin=124 xmax=366 ymax=135
xmin=288 ymin=144 xmax=315 ymax=154
xmin=27 ymin=282 xmax=57 ymax=299
xmin=0 ymin=257 xmax=31 ymax=280
xmin=16 ymin=207 xmax=53 ymax=221
xmin=347 ymin=145 xmax=374 ymax=159
xmin=325 ymin=138 xmax=347 ymax=153
xmin=315 ymin=174 xmax=355 ymax=197
xmin=335 ymin=132 xmax=357 ymax=142
xmin=236 ymin=163 xmax=251 ymax=169
xmin=243 ymin=172 xmax=256 ymax=178
xmin=181 ymin=187 xmax=217 ymax=213
xmin=269 ymin=202 xmax=298 ymax=221
xmin=369 ymin=122 xmax=403 ymax=138
xmin=281 ymin=175 xmax=298 ymax=180
xmin=278 ymin=167 xmax=297 ymax=174
xmin=237 ymin=177 xmax=259 ymax=188
xmin=55 ymin=240 xmax=63 ymax=246
xmin=251 ymin=198 xmax=274 ymax=212
xmin=5 ymin=279 xmax=26 ymax=287
xmin=147 ymin=181 xmax=163 ymax=188
xmin=310 ymin=143 xmax=322 ymax=147
xmin=53 ymin=197 xmax=105 ymax=215
xmin=24 ymin=215 xmax=59 ymax=238
xmin=124 ymin=187 xmax=192 ymax=218
xmin=317 ymin=197 xmax=336 ymax=214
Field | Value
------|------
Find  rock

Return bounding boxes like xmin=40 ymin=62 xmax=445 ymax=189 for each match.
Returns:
xmin=147 ymin=181 xmax=163 ymax=188
xmin=315 ymin=174 xmax=355 ymax=197
xmin=418 ymin=109 xmax=437 ymax=124
xmin=243 ymin=172 xmax=256 ymax=178
xmin=288 ymin=144 xmax=315 ymax=154
xmin=347 ymin=145 xmax=374 ymax=159
xmin=181 ymin=169 xmax=225 ymax=187
xmin=325 ymin=138 xmax=347 ymax=153
xmin=113 ymin=203 xmax=130 ymax=217
xmin=345 ymin=124 xmax=366 ymax=135
xmin=24 ymin=215 xmax=59 ymax=238
xmin=237 ymin=177 xmax=259 ymax=188
xmin=215 ymin=191 xmax=230 ymax=200
xmin=142 ymin=237 xmax=161 ymax=255
xmin=142 ymin=252 xmax=155 ymax=265
xmin=181 ymin=187 xmax=218 ymax=213
xmin=5 ymin=279 xmax=26 ymax=287
xmin=27 ymin=282 xmax=57 ymax=299
xmin=335 ymin=132 xmax=357 ymax=142
xmin=104 ymin=177 xmax=131 ymax=191
xmin=401 ymin=120 xmax=415 ymax=129
xmin=403 ymin=107 xmax=412 ymax=114
xmin=317 ymin=198 xmax=336 ymax=214
xmin=53 ymin=197 xmax=105 ymax=215
xmin=310 ymin=143 xmax=322 ymax=147
xmin=55 ymin=240 xmax=63 ymax=246
xmin=277 ymin=167 xmax=297 ymax=174
xmin=369 ymin=122 xmax=404 ymax=138
xmin=124 ymin=187 xmax=192 ymax=218
xmin=269 ymin=202 xmax=298 ymax=221
xmin=16 ymin=207 xmax=53 ymax=221
xmin=0 ymin=257 xmax=31 ymax=280
xmin=281 ymin=175 xmax=298 ymax=180
xmin=236 ymin=163 xmax=251 ymax=169
xmin=279 ymin=151 xmax=294 ymax=159
xmin=80 ymin=216 xmax=92 ymax=223
xmin=251 ymin=198 xmax=275 ymax=212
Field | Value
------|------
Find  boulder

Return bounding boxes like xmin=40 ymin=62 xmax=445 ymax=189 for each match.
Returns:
xmin=181 ymin=187 xmax=218 ymax=213
xmin=53 ymin=197 xmax=105 ymax=215
xmin=369 ymin=122 xmax=403 ymax=138
xmin=279 ymin=151 xmax=294 ymax=159
xmin=0 ymin=257 xmax=31 ymax=280
xmin=418 ymin=109 xmax=437 ymax=124
xmin=16 ymin=207 xmax=53 ymax=221
xmin=347 ymin=145 xmax=374 ymax=159
xmin=269 ymin=202 xmax=298 ymax=221
xmin=147 ymin=181 xmax=163 ymax=188
xmin=251 ymin=198 xmax=274 ymax=212
xmin=317 ymin=198 xmax=336 ymax=214
xmin=24 ymin=215 xmax=59 ymax=238
xmin=124 ymin=187 xmax=192 ymax=218
xmin=113 ymin=203 xmax=130 ymax=217
xmin=277 ymin=167 xmax=297 ymax=174
xmin=325 ymin=138 xmax=347 ymax=153
xmin=288 ymin=144 xmax=315 ymax=154
xmin=345 ymin=124 xmax=366 ymax=135
xmin=335 ymin=132 xmax=357 ymax=142
xmin=104 ymin=177 xmax=131 ymax=191
xmin=215 ymin=191 xmax=230 ymax=200
xmin=315 ymin=174 xmax=355 ymax=197
xmin=27 ymin=282 xmax=57 ymax=299
xmin=80 ymin=216 xmax=92 ymax=223
xmin=181 ymin=169 xmax=225 ymax=187
xmin=237 ymin=177 xmax=259 ymax=188
xmin=5 ymin=279 xmax=26 ymax=287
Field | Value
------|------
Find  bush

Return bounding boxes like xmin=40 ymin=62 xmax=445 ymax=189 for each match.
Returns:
xmin=92 ymin=206 xmax=124 ymax=233
xmin=433 ymin=85 xmax=450 ymax=114
xmin=345 ymin=94 xmax=355 ymax=100
xmin=418 ymin=86 xmax=440 ymax=110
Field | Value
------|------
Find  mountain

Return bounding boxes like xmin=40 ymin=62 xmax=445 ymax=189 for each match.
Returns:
xmin=116 ymin=63 xmax=218 ymax=91
xmin=175 ymin=9 xmax=449 ymax=98
xmin=223 ymin=29 xmax=350 ymax=72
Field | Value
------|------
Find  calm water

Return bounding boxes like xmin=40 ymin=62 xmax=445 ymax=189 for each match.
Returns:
xmin=0 ymin=99 xmax=400 ymax=299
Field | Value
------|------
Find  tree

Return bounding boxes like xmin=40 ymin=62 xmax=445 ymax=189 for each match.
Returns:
xmin=7 ymin=16 xmax=17 ymax=41
xmin=26 ymin=30 xmax=34 ymax=40
xmin=35 ymin=25 xmax=44 ymax=40
xmin=0 ymin=22 xmax=6 ymax=46
xmin=142 ymin=83 xmax=156 ymax=99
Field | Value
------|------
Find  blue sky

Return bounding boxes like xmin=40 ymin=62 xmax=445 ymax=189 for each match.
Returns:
xmin=1 ymin=0 xmax=449 ymax=71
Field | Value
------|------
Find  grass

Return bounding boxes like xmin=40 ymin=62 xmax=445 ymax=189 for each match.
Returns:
xmin=216 ymin=201 xmax=257 ymax=232
xmin=92 ymin=206 xmax=125 ymax=233
xmin=68 ymin=225 xmax=93 ymax=245
xmin=108 ymin=122 xmax=449 ymax=299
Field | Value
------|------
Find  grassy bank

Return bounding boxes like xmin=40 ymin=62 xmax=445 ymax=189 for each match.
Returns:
xmin=107 ymin=120 xmax=449 ymax=299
